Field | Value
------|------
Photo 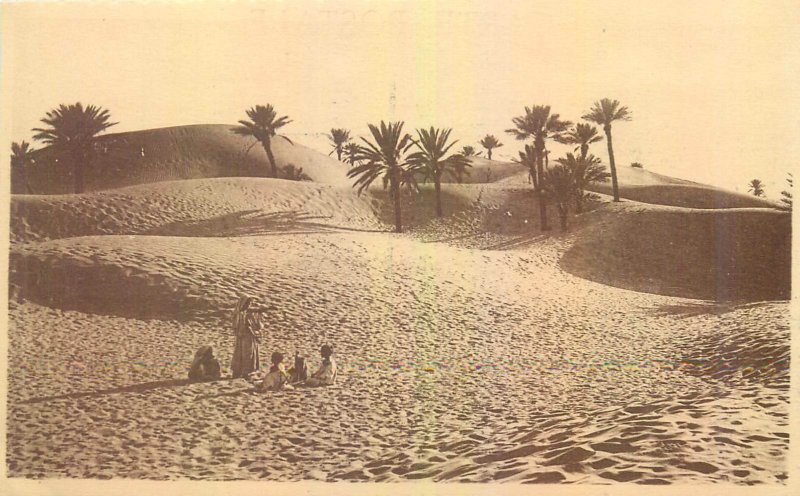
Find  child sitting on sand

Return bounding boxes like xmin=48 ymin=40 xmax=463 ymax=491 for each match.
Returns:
xmin=305 ymin=344 xmax=337 ymax=387
xmin=257 ymin=352 xmax=291 ymax=391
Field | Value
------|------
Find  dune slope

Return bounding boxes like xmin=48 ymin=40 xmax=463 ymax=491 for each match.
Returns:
xmin=561 ymin=203 xmax=792 ymax=301
xmin=19 ymin=124 xmax=353 ymax=194
xmin=7 ymin=230 xmax=789 ymax=482
xmin=500 ymin=165 xmax=780 ymax=210
xmin=10 ymin=177 xmax=381 ymax=243
xmin=437 ymin=157 xmax=527 ymax=184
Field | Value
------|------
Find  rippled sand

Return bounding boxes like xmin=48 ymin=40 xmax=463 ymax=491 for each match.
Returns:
xmin=6 ymin=228 xmax=789 ymax=483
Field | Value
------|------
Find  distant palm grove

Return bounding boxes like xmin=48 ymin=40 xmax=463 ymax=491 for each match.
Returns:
xmin=28 ymin=96 xmax=787 ymax=232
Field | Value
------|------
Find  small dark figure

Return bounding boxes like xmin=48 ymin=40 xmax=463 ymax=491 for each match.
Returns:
xmin=289 ymin=352 xmax=309 ymax=383
xmin=188 ymin=346 xmax=221 ymax=381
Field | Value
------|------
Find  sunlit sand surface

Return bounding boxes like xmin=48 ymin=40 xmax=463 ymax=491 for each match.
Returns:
xmin=7 ymin=126 xmax=790 ymax=483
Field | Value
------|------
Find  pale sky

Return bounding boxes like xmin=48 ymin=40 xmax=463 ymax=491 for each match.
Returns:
xmin=3 ymin=0 xmax=799 ymax=197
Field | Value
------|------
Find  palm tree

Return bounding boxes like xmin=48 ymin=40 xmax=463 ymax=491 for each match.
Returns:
xmin=582 ymin=98 xmax=631 ymax=202
xmin=344 ymin=142 xmax=360 ymax=167
xmin=556 ymin=123 xmax=603 ymax=160
xmin=11 ymin=141 xmax=35 ymax=193
xmin=231 ymin=104 xmax=292 ymax=178
xmin=347 ymin=121 xmax=416 ymax=233
xmin=327 ymin=128 xmax=351 ymax=161
xmin=460 ymin=145 xmax=481 ymax=157
xmin=506 ymin=105 xmax=572 ymax=231
xmin=479 ymin=135 xmax=504 ymax=160
xmin=513 ymin=144 xmax=538 ymax=187
xmin=408 ymin=127 xmax=472 ymax=217
xmin=748 ymin=179 xmax=765 ymax=197
xmin=555 ymin=153 xmax=609 ymax=213
xmin=780 ymin=173 xmax=792 ymax=210
xmin=32 ymin=103 xmax=116 ymax=193
xmin=541 ymin=165 xmax=574 ymax=231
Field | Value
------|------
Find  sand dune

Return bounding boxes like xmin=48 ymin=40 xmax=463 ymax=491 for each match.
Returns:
xmin=561 ymin=202 xmax=792 ymax=301
xmin=590 ymin=183 xmax=781 ymax=209
xmin=18 ymin=124 xmax=352 ymax=194
xmin=10 ymin=177 xmax=381 ymax=243
xmin=12 ymin=174 xmax=791 ymax=303
xmin=500 ymin=164 xmax=780 ymax=209
xmin=6 ymin=126 xmax=791 ymax=484
xmin=7 ymin=231 xmax=789 ymax=482
xmin=18 ymin=122 xmax=781 ymax=212
xmin=589 ymin=166 xmax=780 ymax=209
xmin=437 ymin=156 xmax=527 ymax=184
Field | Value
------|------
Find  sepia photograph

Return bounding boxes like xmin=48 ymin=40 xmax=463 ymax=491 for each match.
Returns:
xmin=1 ymin=1 xmax=797 ymax=494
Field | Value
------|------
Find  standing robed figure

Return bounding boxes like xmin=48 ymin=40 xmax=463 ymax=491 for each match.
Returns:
xmin=231 ymin=295 xmax=263 ymax=378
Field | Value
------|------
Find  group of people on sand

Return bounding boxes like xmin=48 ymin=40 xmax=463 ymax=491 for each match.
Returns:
xmin=189 ymin=295 xmax=337 ymax=390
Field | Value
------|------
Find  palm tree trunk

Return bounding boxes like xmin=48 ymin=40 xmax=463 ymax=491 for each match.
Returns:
xmin=580 ymin=144 xmax=588 ymax=161
xmin=72 ymin=149 xmax=85 ymax=194
xmin=575 ymin=189 xmax=584 ymax=213
xmin=558 ymin=203 xmax=568 ymax=231
xmin=434 ymin=175 xmax=443 ymax=217
xmin=18 ymin=167 xmax=32 ymax=194
xmin=336 ymin=147 xmax=342 ymax=161
xmin=487 ymin=149 xmax=492 ymax=160
xmin=536 ymin=149 xmax=550 ymax=231
xmin=389 ymin=167 xmax=402 ymax=233
xmin=392 ymin=175 xmax=402 ymax=233
xmin=263 ymin=138 xmax=278 ymax=178
xmin=604 ymin=127 xmax=620 ymax=202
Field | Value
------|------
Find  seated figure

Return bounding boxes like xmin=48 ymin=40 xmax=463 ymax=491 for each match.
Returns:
xmin=188 ymin=346 xmax=222 ymax=381
xmin=258 ymin=351 xmax=291 ymax=391
xmin=305 ymin=344 xmax=337 ymax=387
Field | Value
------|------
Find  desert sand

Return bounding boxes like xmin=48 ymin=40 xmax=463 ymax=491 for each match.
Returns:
xmin=6 ymin=125 xmax=791 ymax=484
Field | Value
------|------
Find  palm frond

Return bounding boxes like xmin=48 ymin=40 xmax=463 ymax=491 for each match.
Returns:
xmin=582 ymin=98 xmax=632 ymax=125
xmin=233 ymin=104 xmax=292 ymax=142
xmin=347 ymin=121 xmax=414 ymax=199
xmin=11 ymin=140 xmax=35 ymax=168
xmin=31 ymin=102 xmax=116 ymax=148
xmin=507 ymin=105 xmax=570 ymax=144
xmin=408 ymin=126 xmax=471 ymax=184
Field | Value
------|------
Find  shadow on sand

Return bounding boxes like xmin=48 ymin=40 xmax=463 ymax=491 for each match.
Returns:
xmin=644 ymin=301 xmax=775 ymax=319
xmin=484 ymin=234 xmax=549 ymax=251
xmin=18 ymin=378 xmax=238 ymax=405
xmin=145 ymin=210 xmax=387 ymax=237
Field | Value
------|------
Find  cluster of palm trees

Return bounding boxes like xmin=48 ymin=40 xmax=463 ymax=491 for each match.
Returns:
xmin=333 ymin=100 xmax=625 ymax=233
xmin=322 ymin=123 xmax=490 ymax=230
xmin=504 ymin=99 xmax=629 ymax=231
xmin=344 ymin=122 xmax=473 ymax=231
